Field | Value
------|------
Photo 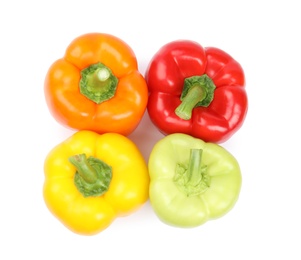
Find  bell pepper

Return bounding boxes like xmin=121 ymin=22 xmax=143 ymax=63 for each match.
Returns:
xmin=145 ymin=40 xmax=248 ymax=143
xmin=44 ymin=33 xmax=148 ymax=136
xmin=148 ymin=133 xmax=241 ymax=228
xmin=43 ymin=130 xmax=149 ymax=235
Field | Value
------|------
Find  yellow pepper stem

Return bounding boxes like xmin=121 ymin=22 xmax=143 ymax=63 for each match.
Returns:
xmin=69 ymin=154 xmax=112 ymax=197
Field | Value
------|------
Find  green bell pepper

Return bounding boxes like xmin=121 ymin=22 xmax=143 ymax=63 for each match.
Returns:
xmin=148 ymin=133 xmax=242 ymax=228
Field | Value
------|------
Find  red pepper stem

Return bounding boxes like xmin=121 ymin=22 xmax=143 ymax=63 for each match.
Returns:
xmin=175 ymin=86 xmax=205 ymax=120
xmin=175 ymin=74 xmax=216 ymax=120
xmin=69 ymin=154 xmax=113 ymax=197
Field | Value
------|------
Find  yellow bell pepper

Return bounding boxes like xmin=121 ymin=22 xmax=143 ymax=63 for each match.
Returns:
xmin=43 ymin=130 xmax=149 ymax=235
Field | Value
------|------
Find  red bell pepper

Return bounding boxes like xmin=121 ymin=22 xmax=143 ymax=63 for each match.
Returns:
xmin=145 ymin=40 xmax=248 ymax=143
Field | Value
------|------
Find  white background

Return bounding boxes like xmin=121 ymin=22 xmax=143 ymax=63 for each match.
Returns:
xmin=1 ymin=0 xmax=300 ymax=259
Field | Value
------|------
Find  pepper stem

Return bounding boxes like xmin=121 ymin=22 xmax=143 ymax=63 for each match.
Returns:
xmin=175 ymin=74 xmax=216 ymax=120
xmin=175 ymin=86 xmax=205 ymax=120
xmin=97 ymin=67 xmax=110 ymax=82
xmin=187 ymin=149 xmax=204 ymax=186
xmin=69 ymin=154 xmax=112 ymax=197
xmin=174 ymin=149 xmax=210 ymax=196
xmin=79 ymin=62 xmax=118 ymax=104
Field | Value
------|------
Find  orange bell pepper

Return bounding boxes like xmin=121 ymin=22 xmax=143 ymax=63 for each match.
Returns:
xmin=44 ymin=33 xmax=148 ymax=135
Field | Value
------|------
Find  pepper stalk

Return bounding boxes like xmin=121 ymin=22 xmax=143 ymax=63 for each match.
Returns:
xmin=79 ymin=62 xmax=118 ymax=104
xmin=174 ymin=149 xmax=210 ymax=197
xmin=69 ymin=153 xmax=112 ymax=197
xmin=175 ymin=74 xmax=216 ymax=120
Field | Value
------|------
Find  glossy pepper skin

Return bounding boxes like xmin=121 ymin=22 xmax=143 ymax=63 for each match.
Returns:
xmin=145 ymin=40 xmax=248 ymax=143
xmin=148 ymin=133 xmax=241 ymax=228
xmin=43 ymin=131 xmax=149 ymax=235
xmin=44 ymin=33 xmax=148 ymax=136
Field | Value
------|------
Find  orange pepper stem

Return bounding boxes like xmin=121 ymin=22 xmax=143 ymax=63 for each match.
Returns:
xmin=175 ymin=74 xmax=216 ymax=120
xmin=79 ymin=62 xmax=118 ymax=104
xmin=69 ymin=154 xmax=112 ymax=197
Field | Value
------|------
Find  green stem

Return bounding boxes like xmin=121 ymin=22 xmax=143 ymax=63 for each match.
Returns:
xmin=175 ymin=86 xmax=205 ymax=120
xmin=79 ymin=62 xmax=118 ymax=104
xmin=187 ymin=149 xmax=204 ymax=186
xmin=69 ymin=154 xmax=112 ymax=197
xmin=174 ymin=149 xmax=210 ymax=197
xmin=89 ymin=67 xmax=111 ymax=89
xmin=175 ymin=74 xmax=216 ymax=120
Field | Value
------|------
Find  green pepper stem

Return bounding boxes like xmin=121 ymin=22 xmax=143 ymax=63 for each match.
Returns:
xmin=175 ymin=74 xmax=216 ymax=120
xmin=69 ymin=154 xmax=112 ymax=197
xmin=174 ymin=149 xmax=210 ymax=197
xmin=187 ymin=149 xmax=203 ymax=186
